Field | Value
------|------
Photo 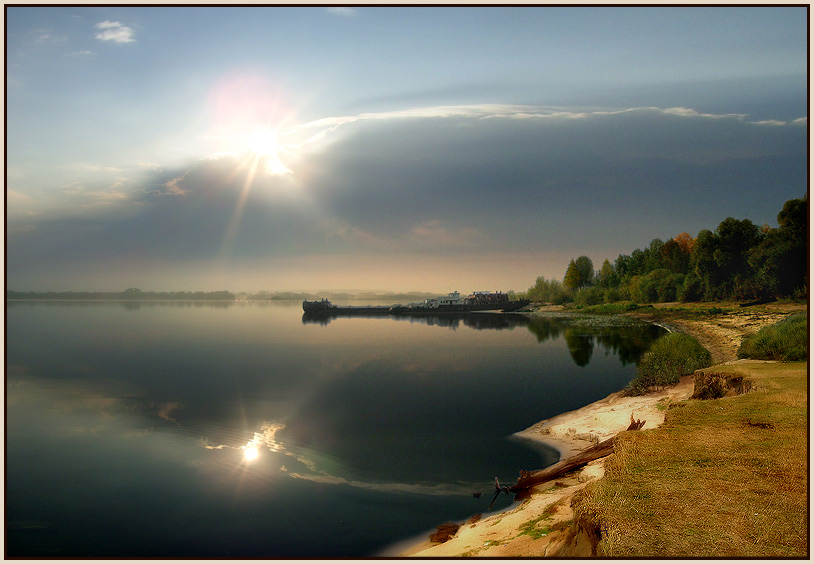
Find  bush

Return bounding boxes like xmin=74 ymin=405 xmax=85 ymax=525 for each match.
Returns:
xmin=604 ymin=287 xmax=624 ymax=303
xmin=574 ymin=286 xmax=605 ymax=306
xmin=627 ymin=333 xmax=712 ymax=395
xmin=737 ymin=312 xmax=808 ymax=361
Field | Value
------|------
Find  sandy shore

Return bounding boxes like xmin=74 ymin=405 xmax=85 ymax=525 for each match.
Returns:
xmin=397 ymin=373 xmax=695 ymax=557
xmin=397 ymin=303 xmax=804 ymax=557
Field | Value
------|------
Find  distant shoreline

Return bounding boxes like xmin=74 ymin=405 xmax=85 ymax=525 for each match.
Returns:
xmin=6 ymin=289 xmax=236 ymax=301
xmin=5 ymin=289 xmax=444 ymax=303
xmin=6 ymin=298 xmax=237 ymax=302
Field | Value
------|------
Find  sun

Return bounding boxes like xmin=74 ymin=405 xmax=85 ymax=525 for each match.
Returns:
xmin=244 ymin=446 xmax=259 ymax=462
xmin=247 ymin=129 xmax=293 ymax=175
xmin=248 ymin=129 xmax=281 ymax=157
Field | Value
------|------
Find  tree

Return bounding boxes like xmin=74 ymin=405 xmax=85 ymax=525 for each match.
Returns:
xmin=564 ymin=259 xmax=581 ymax=290
xmin=629 ymin=249 xmax=646 ymax=276
xmin=661 ymin=238 xmax=690 ymax=274
xmin=679 ymin=271 xmax=704 ymax=302
xmin=776 ymin=197 xmax=808 ymax=296
xmin=525 ymin=276 xmax=568 ymax=304
xmin=597 ymin=259 xmax=617 ymax=288
xmin=690 ymin=229 xmax=719 ymax=300
xmin=564 ymin=256 xmax=594 ymax=290
xmin=713 ymin=217 xmax=762 ymax=300
xmin=629 ymin=271 xmax=680 ymax=303
xmin=574 ymin=256 xmax=594 ymax=288
xmin=777 ymin=196 xmax=806 ymax=241
xmin=749 ymin=197 xmax=808 ymax=298
xmin=673 ymin=232 xmax=695 ymax=255
xmin=122 ymin=287 xmax=143 ymax=299
xmin=530 ymin=197 xmax=804 ymax=304
xmin=615 ymin=254 xmax=632 ymax=278
xmin=645 ymin=239 xmax=666 ymax=272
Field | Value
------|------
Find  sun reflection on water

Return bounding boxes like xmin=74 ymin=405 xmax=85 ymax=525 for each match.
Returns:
xmin=203 ymin=420 xmax=483 ymax=497
xmin=205 ymin=422 xmax=317 ymax=469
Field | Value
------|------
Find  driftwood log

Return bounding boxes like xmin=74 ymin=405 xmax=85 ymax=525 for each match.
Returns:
xmin=509 ymin=414 xmax=645 ymax=493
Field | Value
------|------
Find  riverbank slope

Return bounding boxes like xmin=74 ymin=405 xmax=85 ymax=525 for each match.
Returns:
xmin=400 ymin=301 xmax=806 ymax=557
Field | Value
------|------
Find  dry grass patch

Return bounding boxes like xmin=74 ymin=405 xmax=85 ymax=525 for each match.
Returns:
xmin=575 ymin=361 xmax=807 ymax=557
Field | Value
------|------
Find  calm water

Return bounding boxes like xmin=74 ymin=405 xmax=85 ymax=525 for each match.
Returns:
xmin=6 ymin=301 xmax=665 ymax=557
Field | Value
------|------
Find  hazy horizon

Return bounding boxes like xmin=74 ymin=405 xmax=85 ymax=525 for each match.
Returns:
xmin=6 ymin=6 xmax=807 ymax=293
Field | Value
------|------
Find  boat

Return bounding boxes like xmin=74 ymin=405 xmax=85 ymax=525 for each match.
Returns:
xmin=389 ymin=291 xmax=470 ymax=314
xmin=302 ymin=298 xmax=391 ymax=316
xmin=467 ymin=291 xmax=529 ymax=311
xmin=302 ymin=298 xmax=337 ymax=314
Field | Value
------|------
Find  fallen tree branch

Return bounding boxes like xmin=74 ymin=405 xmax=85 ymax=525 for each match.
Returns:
xmin=509 ymin=414 xmax=645 ymax=492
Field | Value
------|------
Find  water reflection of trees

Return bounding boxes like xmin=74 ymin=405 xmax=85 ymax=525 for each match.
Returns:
xmin=525 ymin=317 xmax=665 ymax=367
xmin=302 ymin=313 xmax=532 ymax=330
xmin=302 ymin=312 xmax=665 ymax=368
xmin=566 ymin=331 xmax=594 ymax=366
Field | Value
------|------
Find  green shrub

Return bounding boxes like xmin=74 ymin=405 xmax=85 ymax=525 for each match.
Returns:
xmin=737 ymin=312 xmax=808 ymax=361
xmin=574 ymin=286 xmax=605 ymax=306
xmin=604 ymin=287 xmax=624 ymax=303
xmin=627 ymin=333 xmax=712 ymax=395
xmin=578 ymin=302 xmax=629 ymax=314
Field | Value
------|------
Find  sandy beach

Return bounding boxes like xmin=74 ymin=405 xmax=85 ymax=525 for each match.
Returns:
xmin=398 ymin=373 xmax=696 ymax=557
xmin=397 ymin=303 xmax=804 ymax=557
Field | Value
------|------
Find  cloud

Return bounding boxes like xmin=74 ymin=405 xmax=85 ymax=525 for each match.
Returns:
xmin=311 ymin=103 xmax=805 ymax=130
xmin=30 ymin=28 xmax=67 ymax=44
xmin=7 ymin=189 xmax=32 ymax=205
xmin=94 ymin=21 xmax=136 ymax=43
xmin=6 ymin=104 xmax=807 ymax=291
xmin=60 ymin=183 xmax=130 ymax=208
xmin=318 ymin=219 xmax=390 ymax=249
xmin=162 ymin=171 xmax=192 ymax=196
xmin=410 ymin=221 xmax=480 ymax=247
xmin=156 ymin=402 xmax=181 ymax=424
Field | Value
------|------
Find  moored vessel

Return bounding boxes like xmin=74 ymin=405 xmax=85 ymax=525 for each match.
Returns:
xmin=302 ymin=298 xmax=337 ymax=314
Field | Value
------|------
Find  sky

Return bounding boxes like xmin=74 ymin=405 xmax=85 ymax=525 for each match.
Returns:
xmin=5 ymin=5 xmax=808 ymax=294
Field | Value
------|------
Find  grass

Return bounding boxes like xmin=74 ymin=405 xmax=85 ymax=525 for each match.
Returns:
xmin=626 ymin=333 xmax=712 ymax=395
xmin=738 ymin=312 xmax=808 ymax=361
xmin=571 ymin=301 xmax=649 ymax=314
xmin=518 ymin=503 xmax=557 ymax=539
xmin=573 ymin=361 xmax=808 ymax=557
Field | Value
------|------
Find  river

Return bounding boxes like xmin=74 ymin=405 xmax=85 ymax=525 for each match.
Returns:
xmin=5 ymin=300 xmax=664 ymax=557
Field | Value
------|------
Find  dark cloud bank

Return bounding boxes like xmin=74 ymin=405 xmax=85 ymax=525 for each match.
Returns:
xmin=7 ymin=106 xmax=806 ymax=291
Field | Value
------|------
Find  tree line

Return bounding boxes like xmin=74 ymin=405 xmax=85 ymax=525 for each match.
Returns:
xmin=521 ymin=196 xmax=807 ymax=305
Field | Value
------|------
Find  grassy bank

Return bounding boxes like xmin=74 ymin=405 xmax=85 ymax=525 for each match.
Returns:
xmin=738 ymin=312 xmax=808 ymax=361
xmin=573 ymin=361 xmax=808 ymax=557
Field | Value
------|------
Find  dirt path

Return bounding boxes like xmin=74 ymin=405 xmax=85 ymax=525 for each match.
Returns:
xmin=632 ymin=301 xmax=805 ymax=364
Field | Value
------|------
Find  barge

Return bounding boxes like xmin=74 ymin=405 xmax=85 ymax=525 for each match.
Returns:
xmin=301 ymin=298 xmax=391 ymax=315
